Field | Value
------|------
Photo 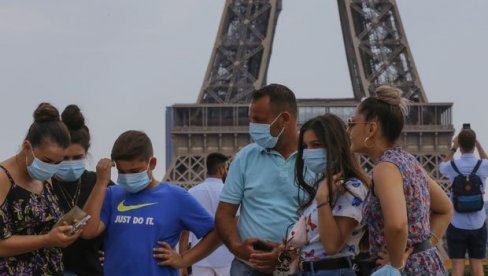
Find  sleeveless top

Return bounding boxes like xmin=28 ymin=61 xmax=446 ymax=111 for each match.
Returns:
xmin=52 ymin=171 xmax=104 ymax=276
xmin=0 ymin=165 xmax=63 ymax=276
xmin=363 ymin=147 xmax=447 ymax=275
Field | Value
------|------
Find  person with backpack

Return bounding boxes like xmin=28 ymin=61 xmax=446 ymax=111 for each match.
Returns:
xmin=439 ymin=127 xmax=488 ymax=276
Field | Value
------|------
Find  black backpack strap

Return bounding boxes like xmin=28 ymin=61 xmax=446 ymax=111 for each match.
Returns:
xmin=470 ymin=160 xmax=483 ymax=176
xmin=450 ymin=160 xmax=463 ymax=175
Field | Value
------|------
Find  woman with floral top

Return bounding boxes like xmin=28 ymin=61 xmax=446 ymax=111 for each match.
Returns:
xmin=0 ymin=103 xmax=81 ymax=276
xmin=347 ymin=85 xmax=452 ymax=275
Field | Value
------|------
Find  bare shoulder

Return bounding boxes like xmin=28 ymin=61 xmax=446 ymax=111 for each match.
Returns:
xmin=372 ymin=162 xmax=403 ymax=191
xmin=373 ymin=162 xmax=400 ymax=178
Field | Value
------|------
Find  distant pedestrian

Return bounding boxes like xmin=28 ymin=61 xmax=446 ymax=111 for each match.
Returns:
xmin=180 ymin=153 xmax=233 ymax=276
xmin=440 ymin=127 xmax=488 ymax=276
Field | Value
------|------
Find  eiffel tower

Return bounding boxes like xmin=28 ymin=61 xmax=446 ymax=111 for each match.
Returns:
xmin=164 ymin=0 xmax=454 ymax=192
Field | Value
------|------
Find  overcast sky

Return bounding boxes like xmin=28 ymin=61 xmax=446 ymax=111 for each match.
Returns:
xmin=0 ymin=0 xmax=487 ymax=179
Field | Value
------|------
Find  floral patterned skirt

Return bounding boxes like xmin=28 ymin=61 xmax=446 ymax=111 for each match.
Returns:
xmin=403 ymin=247 xmax=447 ymax=275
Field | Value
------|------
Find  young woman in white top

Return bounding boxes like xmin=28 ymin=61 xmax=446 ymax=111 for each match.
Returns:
xmin=292 ymin=113 xmax=369 ymax=275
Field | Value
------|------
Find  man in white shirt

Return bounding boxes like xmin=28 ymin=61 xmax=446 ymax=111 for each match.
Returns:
xmin=180 ymin=153 xmax=233 ymax=276
xmin=439 ymin=127 xmax=488 ymax=276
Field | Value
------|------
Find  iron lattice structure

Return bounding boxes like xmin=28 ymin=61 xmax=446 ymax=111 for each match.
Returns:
xmin=197 ymin=0 xmax=282 ymax=104
xmin=338 ymin=0 xmax=427 ymax=102
xmin=164 ymin=0 xmax=454 ymax=193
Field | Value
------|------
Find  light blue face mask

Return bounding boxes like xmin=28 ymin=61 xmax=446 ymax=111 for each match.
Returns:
xmin=249 ymin=113 xmax=285 ymax=149
xmin=302 ymin=148 xmax=327 ymax=174
xmin=55 ymin=160 xmax=86 ymax=182
xmin=117 ymin=169 xmax=152 ymax=193
xmin=26 ymin=150 xmax=60 ymax=181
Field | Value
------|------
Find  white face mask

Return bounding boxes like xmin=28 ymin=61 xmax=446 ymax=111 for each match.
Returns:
xmin=117 ymin=164 xmax=152 ymax=193
xmin=249 ymin=113 xmax=284 ymax=148
xmin=55 ymin=159 xmax=86 ymax=182
xmin=26 ymin=149 xmax=60 ymax=181
xmin=302 ymin=148 xmax=327 ymax=174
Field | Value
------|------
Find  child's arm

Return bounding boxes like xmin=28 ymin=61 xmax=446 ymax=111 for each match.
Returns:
xmin=81 ymin=158 xmax=112 ymax=239
xmin=153 ymin=229 xmax=221 ymax=268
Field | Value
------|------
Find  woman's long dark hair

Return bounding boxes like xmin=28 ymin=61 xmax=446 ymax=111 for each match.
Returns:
xmin=295 ymin=114 xmax=369 ymax=212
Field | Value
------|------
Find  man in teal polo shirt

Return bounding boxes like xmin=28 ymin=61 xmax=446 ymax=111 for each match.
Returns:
xmin=216 ymin=83 xmax=300 ymax=274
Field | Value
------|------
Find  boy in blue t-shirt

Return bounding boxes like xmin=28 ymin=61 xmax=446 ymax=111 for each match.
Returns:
xmin=81 ymin=130 xmax=220 ymax=276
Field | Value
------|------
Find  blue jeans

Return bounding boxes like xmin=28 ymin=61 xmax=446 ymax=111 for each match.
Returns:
xmin=230 ymin=258 xmax=272 ymax=276
xmin=296 ymin=268 xmax=356 ymax=276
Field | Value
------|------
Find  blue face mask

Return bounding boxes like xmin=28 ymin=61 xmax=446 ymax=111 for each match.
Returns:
xmin=26 ymin=150 xmax=60 ymax=181
xmin=249 ymin=113 xmax=284 ymax=149
xmin=55 ymin=160 xmax=86 ymax=182
xmin=117 ymin=169 xmax=152 ymax=193
xmin=302 ymin=148 xmax=327 ymax=174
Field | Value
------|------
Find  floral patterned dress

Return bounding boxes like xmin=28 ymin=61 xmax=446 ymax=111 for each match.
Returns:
xmin=0 ymin=165 xmax=63 ymax=276
xmin=363 ymin=147 xmax=447 ymax=275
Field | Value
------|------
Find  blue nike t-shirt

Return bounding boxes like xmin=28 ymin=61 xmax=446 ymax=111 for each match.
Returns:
xmin=100 ymin=182 xmax=214 ymax=276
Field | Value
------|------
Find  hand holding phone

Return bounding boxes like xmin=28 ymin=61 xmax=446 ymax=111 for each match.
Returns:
xmin=463 ymin=123 xmax=471 ymax=129
xmin=67 ymin=215 xmax=91 ymax=236
xmin=253 ymin=239 xmax=273 ymax=252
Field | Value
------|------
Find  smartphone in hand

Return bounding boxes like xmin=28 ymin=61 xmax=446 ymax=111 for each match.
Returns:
xmin=253 ymin=240 xmax=273 ymax=252
xmin=67 ymin=215 xmax=91 ymax=236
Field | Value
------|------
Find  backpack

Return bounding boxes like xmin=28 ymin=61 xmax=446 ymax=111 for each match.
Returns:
xmin=450 ymin=160 xmax=484 ymax=213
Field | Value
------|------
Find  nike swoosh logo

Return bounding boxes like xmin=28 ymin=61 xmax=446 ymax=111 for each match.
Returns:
xmin=117 ymin=200 xmax=158 ymax=212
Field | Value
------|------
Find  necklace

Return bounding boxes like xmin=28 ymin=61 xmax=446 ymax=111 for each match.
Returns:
xmin=57 ymin=178 xmax=82 ymax=209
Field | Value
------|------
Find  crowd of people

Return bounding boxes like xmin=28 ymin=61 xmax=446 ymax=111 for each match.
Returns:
xmin=0 ymin=83 xmax=486 ymax=276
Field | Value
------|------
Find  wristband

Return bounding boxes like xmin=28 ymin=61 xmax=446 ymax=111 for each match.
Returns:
xmin=317 ymin=200 xmax=330 ymax=209
xmin=392 ymin=260 xmax=405 ymax=271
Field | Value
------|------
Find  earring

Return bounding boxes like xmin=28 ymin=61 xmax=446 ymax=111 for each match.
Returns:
xmin=363 ymin=137 xmax=375 ymax=149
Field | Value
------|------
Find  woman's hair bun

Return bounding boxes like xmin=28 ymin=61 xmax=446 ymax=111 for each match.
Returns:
xmin=375 ymin=85 xmax=402 ymax=106
xmin=62 ymin=104 xmax=86 ymax=131
xmin=374 ymin=85 xmax=410 ymax=117
xmin=33 ymin=102 xmax=60 ymax=123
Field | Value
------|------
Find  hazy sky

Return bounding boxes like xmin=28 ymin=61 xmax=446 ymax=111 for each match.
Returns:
xmin=0 ymin=1 xmax=487 ymax=179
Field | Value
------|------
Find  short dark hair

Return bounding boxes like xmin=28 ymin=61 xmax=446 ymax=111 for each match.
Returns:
xmin=206 ymin=153 xmax=229 ymax=175
xmin=111 ymin=130 xmax=153 ymax=161
xmin=459 ymin=129 xmax=476 ymax=151
xmin=62 ymin=105 xmax=91 ymax=151
xmin=25 ymin=103 xmax=70 ymax=148
xmin=251 ymin=83 xmax=297 ymax=117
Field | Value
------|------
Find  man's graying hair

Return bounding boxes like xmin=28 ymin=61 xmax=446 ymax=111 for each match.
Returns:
xmin=251 ymin=84 xmax=297 ymax=117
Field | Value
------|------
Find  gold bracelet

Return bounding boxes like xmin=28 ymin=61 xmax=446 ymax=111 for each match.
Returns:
xmin=317 ymin=200 xmax=330 ymax=209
